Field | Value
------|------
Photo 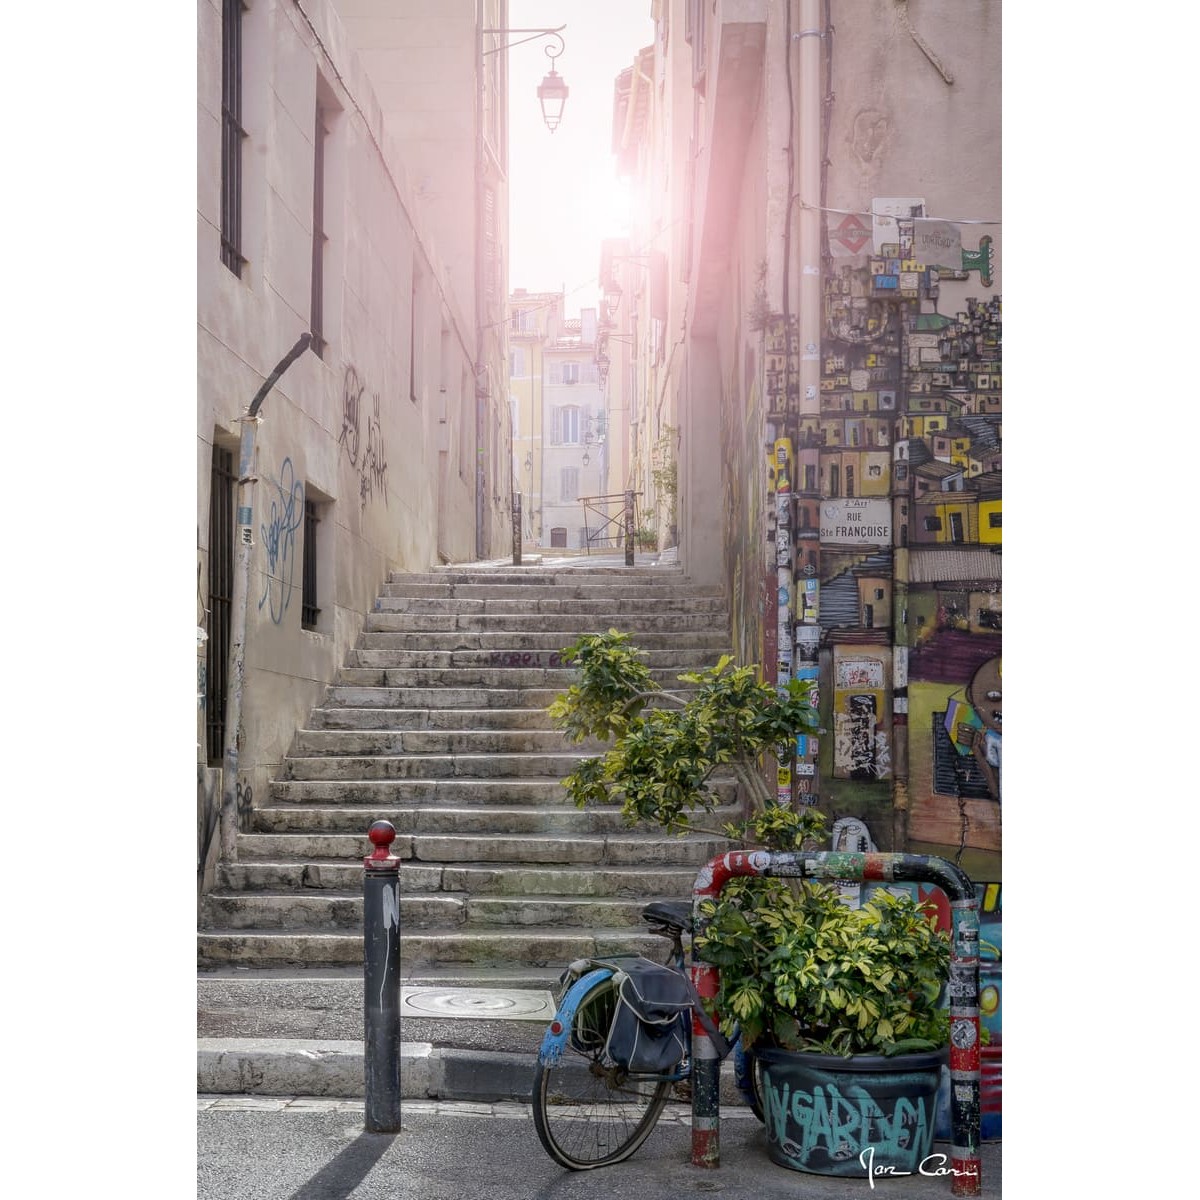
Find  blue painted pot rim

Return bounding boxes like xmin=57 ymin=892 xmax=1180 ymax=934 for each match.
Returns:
xmin=755 ymin=1045 xmax=948 ymax=1072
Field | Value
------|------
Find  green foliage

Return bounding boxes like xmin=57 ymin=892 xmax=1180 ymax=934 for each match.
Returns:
xmin=547 ymin=631 xmax=657 ymax=745
xmin=549 ymin=633 xmax=952 ymax=1059
xmin=695 ymin=863 xmax=952 ymax=1057
xmin=550 ymin=634 xmax=817 ymax=830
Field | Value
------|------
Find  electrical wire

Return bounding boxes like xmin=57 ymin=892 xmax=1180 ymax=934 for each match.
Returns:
xmin=800 ymin=200 xmax=1001 ymax=225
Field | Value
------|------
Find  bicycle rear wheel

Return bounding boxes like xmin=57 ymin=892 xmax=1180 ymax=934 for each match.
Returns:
xmin=532 ymin=975 xmax=672 ymax=1170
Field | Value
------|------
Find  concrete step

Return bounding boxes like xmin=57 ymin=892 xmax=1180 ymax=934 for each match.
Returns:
xmin=331 ymin=666 xmax=699 ymax=689
xmin=380 ymin=582 xmax=712 ymax=601
xmin=365 ymin=611 xmax=727 ymax=633
xmin=355 ymin=629 xmax=729 ymax=652
xmin=289 ymin=729 xmax=606 ymax=756
xmin=279 ymin=752 xmax=589 ymax=781
xmin=201 ymin=891 xmax=680 ymax=932
xmin=322 ymin=686 xmax=565 ymax=709
xmin=346 ymin=646 xmax=728 ymax=671
xmin=198 ymin=925 xmax=682 ymax=968
xmin=219 ymin=861 xmax=704 ymax=896
xmin=266 ymin=778 xmax=737 ymax=806
xmin=394 ymin=567 xmax=691 ymax=583
xmin=235 ymin=831 xmax=729 ymax=866
xmin=268 ymin=779 xmax=575 ymax=804
xmin=372 ymin=594 xmax=728 ymax=614
xmin=307 ymin=706 xmax=557 ymax=731
xmin=252 ymin=803 xmax=726 ymax=837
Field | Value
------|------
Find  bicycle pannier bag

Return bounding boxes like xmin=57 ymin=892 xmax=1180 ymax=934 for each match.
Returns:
xmin=602 ymin=957 xmax=691 ymax=1074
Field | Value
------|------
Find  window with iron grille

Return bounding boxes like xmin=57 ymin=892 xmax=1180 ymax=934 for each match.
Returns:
xmin=206 ymin=445 xmax=236 ymax=765
xmin=310 ymin=100 xmax=329 ymax=357
xmin=302 ymin=500 xmax=320 ymax=630
xmin=220 ymin=0 xmax=247 ymax=275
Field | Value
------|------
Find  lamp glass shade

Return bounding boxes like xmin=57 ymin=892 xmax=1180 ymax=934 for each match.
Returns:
xmin=537 ymin=70 xmax=569 ymax=132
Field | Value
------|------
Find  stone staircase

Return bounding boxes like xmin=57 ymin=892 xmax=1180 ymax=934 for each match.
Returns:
xmin=197 ymin=562 xmax=738 ymax=976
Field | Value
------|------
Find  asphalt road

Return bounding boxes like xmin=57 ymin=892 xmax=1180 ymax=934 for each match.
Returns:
xmin=197 ymin=1098 xmax=1003 ymax=1200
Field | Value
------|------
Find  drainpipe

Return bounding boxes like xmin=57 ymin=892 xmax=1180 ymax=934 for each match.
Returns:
xmin=792 ymin=0 xmax=824 ymax=800
xmin=219 ymin=332 xmax=312 ymax=864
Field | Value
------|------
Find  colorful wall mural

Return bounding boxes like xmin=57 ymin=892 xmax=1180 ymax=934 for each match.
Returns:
xmin=809 ymin=211 xmax=1000 ymax=878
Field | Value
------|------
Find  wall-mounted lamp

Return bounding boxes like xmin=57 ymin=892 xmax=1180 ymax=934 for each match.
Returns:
xmin=483 ymin=25 xmax=569 ymax=134
xmin=582 ymin=449 xmax=591 ymax=467
xmin=602 ymin=280 xmax=622 ymax=322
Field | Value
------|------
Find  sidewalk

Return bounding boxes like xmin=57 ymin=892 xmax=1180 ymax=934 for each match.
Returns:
xmin=198 ymin=1096 xmax=1002 ymax=1199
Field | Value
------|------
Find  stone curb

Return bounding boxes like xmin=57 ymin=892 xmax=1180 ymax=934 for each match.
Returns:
xmin=197 ymin=1039 xmax=751 ymax=1106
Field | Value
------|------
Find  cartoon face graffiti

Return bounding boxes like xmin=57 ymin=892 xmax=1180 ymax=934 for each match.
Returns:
xmin=965 ymin=657 xmax=1001 ymax=802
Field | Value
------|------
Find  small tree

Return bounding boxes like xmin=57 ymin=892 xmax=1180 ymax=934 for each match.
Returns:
xmin=549 ymin=630 xmax=818 ymax=837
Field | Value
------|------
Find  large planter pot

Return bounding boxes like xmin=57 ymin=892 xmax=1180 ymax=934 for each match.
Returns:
xmin=757 ymin=1046 xmax=947 ymax=1178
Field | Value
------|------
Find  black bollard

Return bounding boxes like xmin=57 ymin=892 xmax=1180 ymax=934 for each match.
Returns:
xmin=624 ymin=490 xmax=635 ymax=566
xmin=363 ymin=820 xmax=402 ymax=1132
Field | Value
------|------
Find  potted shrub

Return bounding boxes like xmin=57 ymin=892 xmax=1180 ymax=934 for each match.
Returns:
xmin=550 ymin=632 xmax=953 ymax=1178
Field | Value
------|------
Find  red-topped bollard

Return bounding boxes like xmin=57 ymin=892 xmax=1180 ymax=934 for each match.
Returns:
xmin=364 ymin=820 xmax=402 ymax=1132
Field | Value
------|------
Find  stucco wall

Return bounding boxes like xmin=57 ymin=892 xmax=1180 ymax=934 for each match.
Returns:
xmin=197 ymin=0 xmax=480 ymax=809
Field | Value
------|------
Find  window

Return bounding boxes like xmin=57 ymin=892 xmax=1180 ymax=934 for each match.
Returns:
xmin=220 ymin=0 xmax=247 ymax=275
xmin=409 ymin=262 xmax=422 ymax=402
xmin=509 ymin=347 xmax=524 ymax=377
xmin=310 ymin=99 xmax=329 ymax=356
xmin=562 ymin=362 xmax=580 ymax=385
xmin=301 ymin=501 xmax=320 ymax=630
xmin=805 ymin=464 xmax=816 ymax=491
xmin=206 ymin=443 xmax=236 ymax=765
xmin=988 ymin=511 xmax=1002 ymax=528
xmin=949 ymin=512 xmax=965 ymax=542
xmin=829 ymin=464 xmax=840 ymax=496
xmin=923 ymin=515 xmax=942 ymax=531
xmin=875 ymin=588 xmax=885 ymax=600
xmin=550 ymin=526 xmax=567 ymax=548
xmin=845 ymin=466 xmax=855 ymax=497
xmin=552 ymin=405 xmax=580 ymax=445
xmin=561 ymin=466 xmax=580 ymax=502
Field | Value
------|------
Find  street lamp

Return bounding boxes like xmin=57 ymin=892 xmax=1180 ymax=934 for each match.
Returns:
xmin=483 ymin=25 xmax=568 ymax=134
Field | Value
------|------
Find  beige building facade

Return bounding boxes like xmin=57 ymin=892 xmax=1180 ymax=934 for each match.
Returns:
xmin=197 ymin=0 xmax=512 ymax=884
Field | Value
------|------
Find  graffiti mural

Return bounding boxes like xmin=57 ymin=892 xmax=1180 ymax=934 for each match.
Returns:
xmin=339 ymin=365 xmax=390 ymax=511
xmin=258 ymin=456 xmax=304 ymax=624
xmin=814 ymin=206 xmax=999 ymax=869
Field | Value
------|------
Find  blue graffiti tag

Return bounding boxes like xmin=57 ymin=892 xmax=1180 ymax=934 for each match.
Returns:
xmin=258 ymin=456 xmax=304 ymax=623
xmin=764 ymin=1077 xmax=932 ymax=1170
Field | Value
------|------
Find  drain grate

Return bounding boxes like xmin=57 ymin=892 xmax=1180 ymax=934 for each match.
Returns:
xmin=400 ymin=986 xmax=555 ymax=1021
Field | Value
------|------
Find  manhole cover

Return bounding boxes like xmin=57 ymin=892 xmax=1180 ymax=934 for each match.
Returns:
xmin=400 ymin=987 xmax=555 ymax=1021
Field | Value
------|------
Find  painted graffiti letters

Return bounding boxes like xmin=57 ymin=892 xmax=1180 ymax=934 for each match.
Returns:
xmin=765 ymin=1077 xmax=933 ymax=1171
xmin=340 ymin=366 xmax=391 ymax=511
xmin=258 ymin=457 xmax=304 ymax=624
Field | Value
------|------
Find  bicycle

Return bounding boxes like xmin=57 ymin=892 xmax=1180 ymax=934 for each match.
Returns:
xmin=531 ymin=898 xmax=764 ymax=1170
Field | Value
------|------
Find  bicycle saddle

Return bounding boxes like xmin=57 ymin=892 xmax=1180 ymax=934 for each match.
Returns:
xmin=641 ymin=900 xmax=694 ymax=933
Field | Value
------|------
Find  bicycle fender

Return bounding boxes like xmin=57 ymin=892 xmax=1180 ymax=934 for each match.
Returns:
xmin=538 ymin=967 xmax=615 ymax=1066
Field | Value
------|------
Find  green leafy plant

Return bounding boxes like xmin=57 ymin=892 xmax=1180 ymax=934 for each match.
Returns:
xmin=550 ymin=631 xmax=817 ymax=832
xmin=549 ymin=632 xmax=954 ymax=1059
xmin=695 ymin=807 xmax=951 ymax=1056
